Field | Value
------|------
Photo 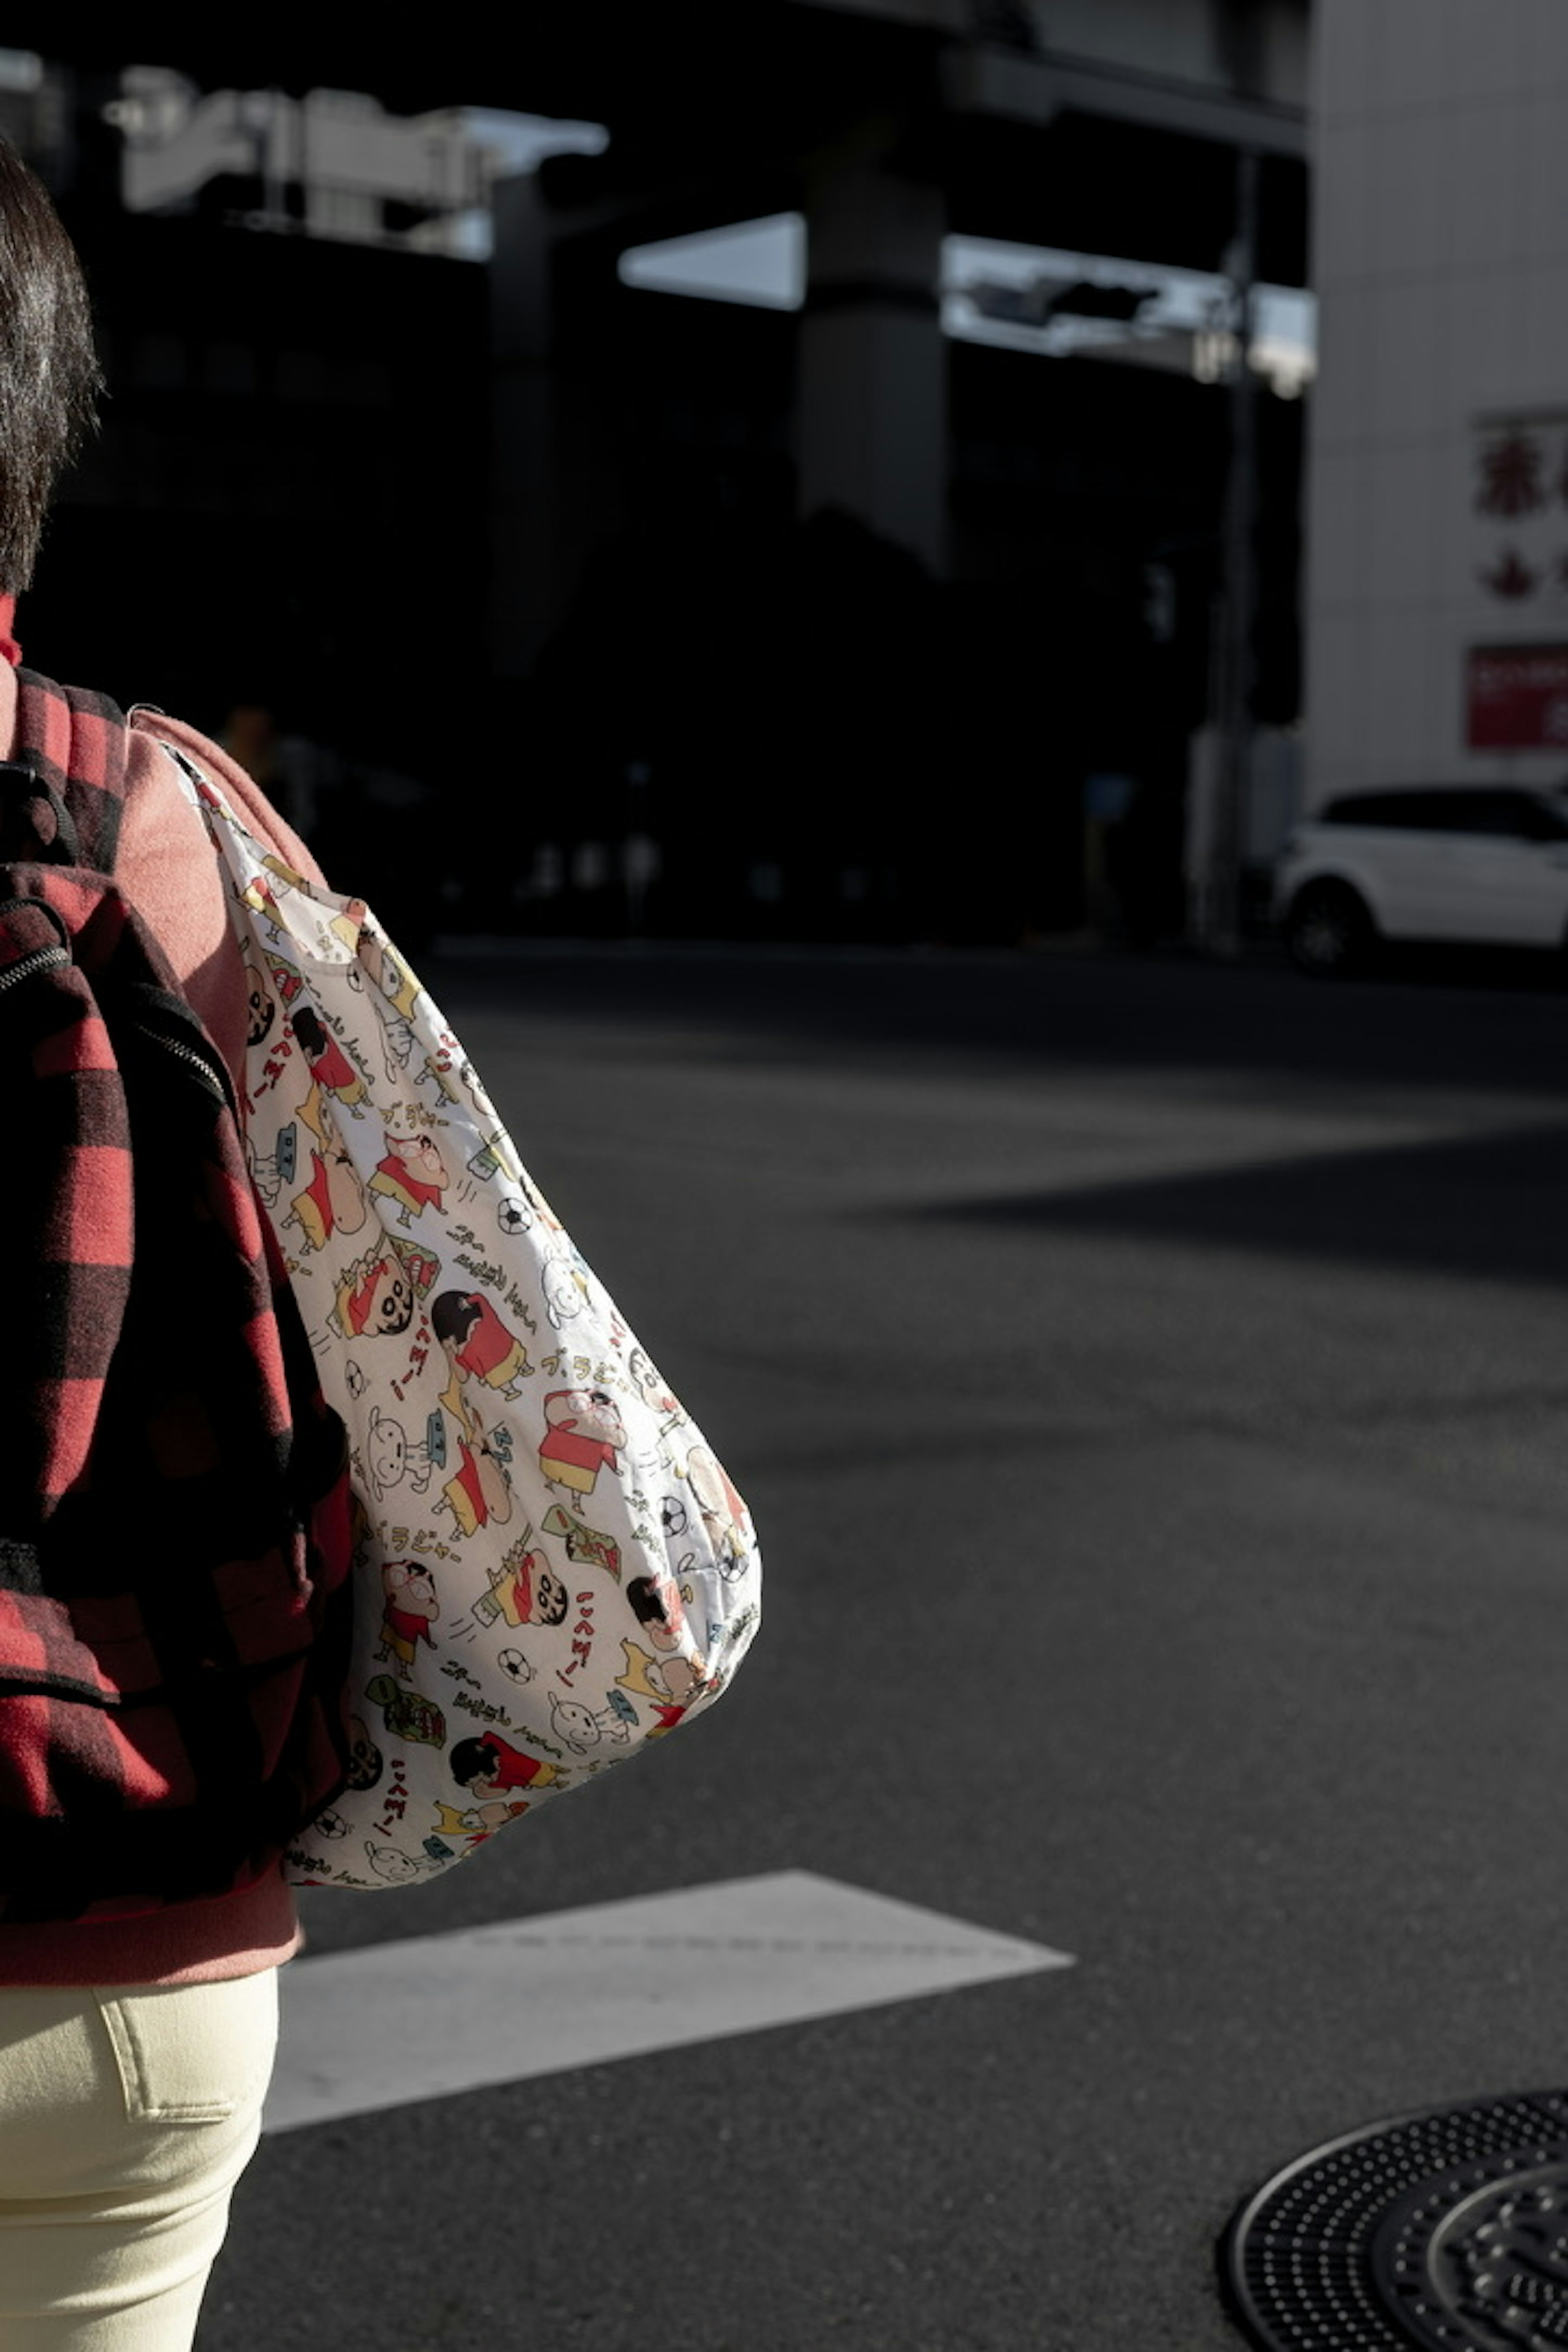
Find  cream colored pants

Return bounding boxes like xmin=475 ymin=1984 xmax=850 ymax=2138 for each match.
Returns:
xmin=0 ymin=1972 xmax=278 ymax=2351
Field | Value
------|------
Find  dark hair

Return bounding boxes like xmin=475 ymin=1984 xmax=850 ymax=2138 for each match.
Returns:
xmin=626 ymin=1575 xmax=670 ymax=1629
xmin=290 ymin=1005 xmax=327 ymax=1057
xmin=431 ymin=1290 xmax=482 ymax=1347
xmin=449 ymin=1737 xmax=492 ymax=1788
xmin=0 ymin=143 xmax=100 ymax=593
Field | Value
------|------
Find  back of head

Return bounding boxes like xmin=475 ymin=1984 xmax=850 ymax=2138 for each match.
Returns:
xmin=0 ymin=140 xmax=100 ymax=596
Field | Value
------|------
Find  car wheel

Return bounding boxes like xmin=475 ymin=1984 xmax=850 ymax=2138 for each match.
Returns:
xmin=1285 ymin=881 xmax=1376 ymax=977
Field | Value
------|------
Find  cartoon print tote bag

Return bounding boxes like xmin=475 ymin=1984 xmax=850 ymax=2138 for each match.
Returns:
xmin=160 ymin=742 xmax=762 ymax=1891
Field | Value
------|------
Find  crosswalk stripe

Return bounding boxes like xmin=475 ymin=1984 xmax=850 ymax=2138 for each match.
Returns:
xmin=263 ymin=1869 xmax=1074 ymax=2135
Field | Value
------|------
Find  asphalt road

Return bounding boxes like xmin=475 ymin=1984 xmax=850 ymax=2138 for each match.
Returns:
xmin=197 ymin=941 xmax=1568 ymax=2352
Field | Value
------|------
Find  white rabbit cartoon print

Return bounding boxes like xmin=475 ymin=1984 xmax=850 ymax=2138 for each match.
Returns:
xmin=154 ymin=731 xmax=762 ymax=1890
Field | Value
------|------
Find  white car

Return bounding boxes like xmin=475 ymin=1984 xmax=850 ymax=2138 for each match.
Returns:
xmin=1275 ymin=786 xmax=1568 ymax=973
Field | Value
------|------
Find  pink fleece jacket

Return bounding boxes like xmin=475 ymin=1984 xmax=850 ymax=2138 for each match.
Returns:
xmin=0 ymin=661 xmax=332 ymax=1986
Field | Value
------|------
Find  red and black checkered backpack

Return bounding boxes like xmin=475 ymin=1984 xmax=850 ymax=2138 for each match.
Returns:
xmin=0 ymin=668 xmax=354 ymax=1924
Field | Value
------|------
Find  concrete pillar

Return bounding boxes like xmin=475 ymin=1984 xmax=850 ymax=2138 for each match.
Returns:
xmin=797 ymin=142 xmax=948 ymax=576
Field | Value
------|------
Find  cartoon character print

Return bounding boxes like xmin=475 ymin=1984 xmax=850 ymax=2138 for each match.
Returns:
xmin=240 ymin=869 xmax=285 ymax=929
xmin=245 ymin=1125 xmax=295 ymax=1212
xmin=196 ymin=774 xmax=762 ymax=1889
xmin=627 ymin=1570 xmax=690 ymax=1656
xmin=238 ymin=853 xmax=316 ymax=940
xmin=363 ymin=1841 xmax=426 ymax=1884
xmin=685 ymin=1445 xmax=751 ymax=1568
xmin=548 ymin=1695 xmax=632 ymax=1757
xmin=292 ymin=1003 xmax=368 ymax=1119
xmin=538 ymin=1388 xmax=626 ymax=1504
xmin=496 ymin=1195 xmax=531 ymax=1238
xmin=465 ymin=1131 xmax=520 ymax=1189
xmin=365 ymin=1404 xmax=444 ymax=1500
xmin=244 ymin=960 xmax=276 ymax=1047
xmin=332 ymin=1240 xmax=428 ymax=1343
xmin=540 ymin=1503 xmax=621 ymax=1582
xmin=384 ymin=1021 xmax=419 ymax=1082
xmin=473 ymin=1534 xmax=569 ymax=1633
xmin=245 ymin=982 xmax=310 ymax=1118
xmin=448 ymin=1732 xmax=564 ymax=1829
xmin=263 ymin=949 xmax=306 ymax=1016
xmin=378 ymin=1009 xmax=419 ymax=1082
xmin=616 ymin=1639 xmax=710 ymax=1726
xmin=437 ymin=1401 xmax=514 ymax=1539
xmin=541 ymin=1256 xmax=589 ymax=1332
xmin=432 ymin=1290 xmax=533 ymax=1415
xmin=449 ymin=1068 xmax=521 ymax=1186
xmin=363 ymin=1673 xmax=445 ymax=1748
xmin=430 ymin=1798 xmax=524 ymax=1844
xmin=263 ymin=850 xmax=310 ymax=894
xmin=422 ymin=1049 xmax=460 ymax=1108
xmin=344 ymin=1715 xmax=383 ymax=1792
xmin=370 ymin=1131 xmax=451 ymax=1227
xmin=376 ymin=1559 xmax=439 ymax=1681
xmin=359 ymin=927 xmax=422 ymax=1025
xmin=628 ymin=1346 xmax=680 ymax=1422
xmin=327 ymin=896 xmax=368 ymax=959
xmin=289 ymin=1136 xmax=371 ymax=1253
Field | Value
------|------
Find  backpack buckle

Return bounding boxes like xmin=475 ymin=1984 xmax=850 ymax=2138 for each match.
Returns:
xmin=0 ymin=766 xmax=81 ymax=866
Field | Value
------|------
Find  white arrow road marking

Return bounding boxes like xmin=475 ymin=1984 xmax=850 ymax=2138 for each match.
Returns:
xmin=264 ymin=1869 xmax=1074 ymax=2135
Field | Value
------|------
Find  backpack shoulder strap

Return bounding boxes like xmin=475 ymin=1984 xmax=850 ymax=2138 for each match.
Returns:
xmin=9 ymin=667 xmax=129 ymax=876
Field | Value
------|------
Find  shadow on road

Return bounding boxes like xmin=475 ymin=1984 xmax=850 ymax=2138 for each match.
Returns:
xmin=431 ymin=943 xmax=1568 ymax=1107
xmin=910 ymin=1118 xmax=1568 ymax=1289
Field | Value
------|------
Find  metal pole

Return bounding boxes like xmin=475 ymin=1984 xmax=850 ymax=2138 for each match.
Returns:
xmin=1205 ymin=143 xmax=1261 ymax=955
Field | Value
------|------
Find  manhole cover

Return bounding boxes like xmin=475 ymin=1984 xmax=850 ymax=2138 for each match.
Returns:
xmin=1221 ymin=2091 xmax=1568 ymax=2350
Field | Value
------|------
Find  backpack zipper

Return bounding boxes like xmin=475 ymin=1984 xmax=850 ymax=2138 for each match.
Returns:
xmin=0 ymin=942 xmax=69 ymax=994
xmin=148 ymin=1026 xmax=233 ymax=1111
xmin=0 ymin=953 xmax=238 ymax=1114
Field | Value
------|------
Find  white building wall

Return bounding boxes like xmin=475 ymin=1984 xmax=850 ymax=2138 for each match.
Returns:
xmin=1307 ymin=0 xmax=1568 ymax=802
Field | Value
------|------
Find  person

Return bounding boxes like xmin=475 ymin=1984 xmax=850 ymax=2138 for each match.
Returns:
xmin=0 ymin=140 xmax=341 ymax=2348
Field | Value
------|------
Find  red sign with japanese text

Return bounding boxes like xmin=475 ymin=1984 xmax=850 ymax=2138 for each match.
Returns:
xmin=1467 ymin=645 xmax=1568 ymax=748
